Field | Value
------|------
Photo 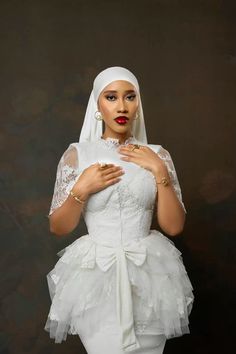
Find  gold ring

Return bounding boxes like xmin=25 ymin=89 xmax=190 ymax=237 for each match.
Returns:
xmin=99 ymin=162 xmax=108 ymax=169
xmin=130 ymin=144 xmax=140 ymax=151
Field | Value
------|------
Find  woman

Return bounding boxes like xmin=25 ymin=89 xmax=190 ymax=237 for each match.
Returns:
xmin=45 ymin=66 xmax=194 ymax=354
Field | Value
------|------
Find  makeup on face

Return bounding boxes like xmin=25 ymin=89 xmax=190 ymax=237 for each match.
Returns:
xmin=98 ymin=81 xmax=139 ymax=136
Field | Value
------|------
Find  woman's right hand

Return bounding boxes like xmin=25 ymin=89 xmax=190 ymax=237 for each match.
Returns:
xmin=71 ymin=163 xmax=125 ymax=199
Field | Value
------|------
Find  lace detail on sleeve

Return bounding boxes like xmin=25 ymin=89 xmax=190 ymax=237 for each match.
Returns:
xmin=157 ymin=146 xmax=186 ymax=213
xmin=48 ymin=144 xmax=79 ymax=216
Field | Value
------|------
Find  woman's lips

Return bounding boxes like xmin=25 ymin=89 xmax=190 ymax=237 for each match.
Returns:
xmin=114 ymin=116 xmax=129 ymax=124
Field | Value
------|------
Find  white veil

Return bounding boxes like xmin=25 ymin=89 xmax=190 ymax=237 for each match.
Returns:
xmin=78 ymin=66 xmax=148 ymax=144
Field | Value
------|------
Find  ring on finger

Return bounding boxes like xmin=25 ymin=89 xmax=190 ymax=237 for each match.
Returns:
xmin=99 ymin=162 xmax=108 ymax=169
xmin=130 ymin=144 xmax=141 ymax=151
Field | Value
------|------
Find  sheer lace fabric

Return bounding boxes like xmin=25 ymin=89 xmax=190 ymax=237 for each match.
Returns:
xmin=48 ymin=138 xmax=186 ymax=217
xmin=156 ymin=147 xmax=186 ymax=213
xmin=48 ymin=145 xmax=80 ymax=216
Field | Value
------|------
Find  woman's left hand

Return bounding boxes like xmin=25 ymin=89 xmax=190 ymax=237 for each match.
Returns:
xmin=117 ymin=144 xmax=167 ymax=176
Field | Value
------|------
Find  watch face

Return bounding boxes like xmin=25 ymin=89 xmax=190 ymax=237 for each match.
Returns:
xmin=162 ymin=178 xmax=169 ymax=186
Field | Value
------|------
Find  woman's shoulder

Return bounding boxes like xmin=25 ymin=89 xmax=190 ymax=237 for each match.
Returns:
xmin=64 ymin=140 xmax=93 ymax=153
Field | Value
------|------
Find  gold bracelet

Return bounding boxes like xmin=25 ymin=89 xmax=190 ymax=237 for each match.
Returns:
xmin=156 ymin=177 xmax=170 ymax=187
xmin=70 ymin=190 xmax=86 ymax=204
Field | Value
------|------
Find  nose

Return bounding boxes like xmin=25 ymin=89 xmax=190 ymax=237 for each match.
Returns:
xmin=117 ymin=98 xmax=128 ymax=113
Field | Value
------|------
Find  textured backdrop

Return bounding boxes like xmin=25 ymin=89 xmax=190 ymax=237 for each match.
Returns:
xmin=0 ymin=0 xmax=235 ymax=353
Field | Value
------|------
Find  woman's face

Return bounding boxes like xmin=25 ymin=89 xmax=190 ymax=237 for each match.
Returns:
xmin=97 ymin=80 xmax=139 ymax=138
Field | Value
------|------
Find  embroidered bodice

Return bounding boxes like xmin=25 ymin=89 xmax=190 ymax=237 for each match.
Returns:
xmin=48 ymin=136 xmax=186 ymax=246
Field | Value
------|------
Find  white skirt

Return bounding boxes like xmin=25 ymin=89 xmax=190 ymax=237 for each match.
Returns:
xmin=79 ymin=328 xmax=166 ymax=354
xmin=45 ymin=230 xmax=193 ymax=351
xmin=78 ymin=306 xmax=166 ymax=354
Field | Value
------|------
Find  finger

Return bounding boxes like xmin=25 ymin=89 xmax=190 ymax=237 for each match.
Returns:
xmin=96 ymin=163 xmax=115 ymax=169
xmin=120 ymin=156 xmax=135 ymax=162
xmin=119 ymin=146 xmax=144 ymax=156
xmin=104 ymin=163 xmax=115 ymax=167
xmin=103 ymin=165 xmax=124 ymax=176
xmin=104 ymin=177 xmax=121 ymax=187
xmin=118 ymin=150 xmax=137 ymax=158
xmin=120 ymin=155 xmax=144 ymax=165
xmin=119 ymin=145 xmax=145 ymax=152
xmin=96 ymin=164 xmax=117 ymax=173
xmin=103 ymin=169 xmax=124 ymax=181
xmin=97 ymin=163 xmax=123 ymax=172
xmin=100 ymin=168 xmax=122 ymax=178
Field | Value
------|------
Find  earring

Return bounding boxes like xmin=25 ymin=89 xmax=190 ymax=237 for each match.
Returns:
xmin=94 ymin=111 xmax=103 ymax=121
xmin=134 ymin=111 xmax=139 ymax=120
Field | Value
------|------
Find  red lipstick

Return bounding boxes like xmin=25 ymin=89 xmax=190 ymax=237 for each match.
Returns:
xmin=114 ymin=116 xmax=129 ymax=124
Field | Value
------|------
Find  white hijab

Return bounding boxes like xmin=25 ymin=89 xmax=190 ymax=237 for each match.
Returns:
xmin=78 ymin=66 xmax=148 ymax=144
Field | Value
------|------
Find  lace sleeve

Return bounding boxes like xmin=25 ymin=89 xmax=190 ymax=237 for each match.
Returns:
xmin=157 ymin=146 xmax=186 ymax=213
xmin=48 ymin=144 xmax=79 ymax=217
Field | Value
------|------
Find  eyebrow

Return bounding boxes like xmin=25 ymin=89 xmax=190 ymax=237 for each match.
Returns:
xmin=103 ymin=90 xmax=136 ymax=94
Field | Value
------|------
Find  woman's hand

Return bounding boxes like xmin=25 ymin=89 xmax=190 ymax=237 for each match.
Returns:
xmin=117 ymin=144 xmax=168 ymax=177
xmin=118 ymin=144 xmax=185 ymax=236
xmin=49 ymin=162 xmax=124 ymax=236
xmin=72 ymin=163 xmax=125 ymax=198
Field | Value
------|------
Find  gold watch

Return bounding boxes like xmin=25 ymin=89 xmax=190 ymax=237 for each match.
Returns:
xmin=156 ymin=177 xmax=170 ymax=187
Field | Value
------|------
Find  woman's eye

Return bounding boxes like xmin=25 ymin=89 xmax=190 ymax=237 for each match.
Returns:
xmin=126 ymin=94 xmax=136 ymax=101
xmin=106 ymin=95 xmax=116 ymax=101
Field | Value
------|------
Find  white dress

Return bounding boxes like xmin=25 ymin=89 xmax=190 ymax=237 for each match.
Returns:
xmin=44 ymin=136 xmax=194 ymax=353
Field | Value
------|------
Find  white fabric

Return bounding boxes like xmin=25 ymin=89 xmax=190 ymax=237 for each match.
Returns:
xmin=78 ymin=66 xmax=147 ymax=144
xmin=79 ymin=329 xmax=166 ymax=354
xmin=45 ymin=137 xmax=194 ymax=352
xmin=48 ymin=138 xmax=186 ymax=217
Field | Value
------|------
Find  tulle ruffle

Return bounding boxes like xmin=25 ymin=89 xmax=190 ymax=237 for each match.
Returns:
xmin=44 ymin=230 xmax=194 ymax=343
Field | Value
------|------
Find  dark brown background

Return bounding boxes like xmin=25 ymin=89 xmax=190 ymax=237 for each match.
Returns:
xmin=0 ymin=0 xmax=235 ymax=353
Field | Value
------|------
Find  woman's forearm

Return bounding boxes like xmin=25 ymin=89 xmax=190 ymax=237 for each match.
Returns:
xmin=49 ymin=190 xmax=89 ymax=236
xmin=153 ymin=168 xmax=186 ymax=237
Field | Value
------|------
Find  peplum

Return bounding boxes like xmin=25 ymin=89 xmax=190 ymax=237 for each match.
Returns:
xmin=44 ymin=136 xmax=194 ymax=352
